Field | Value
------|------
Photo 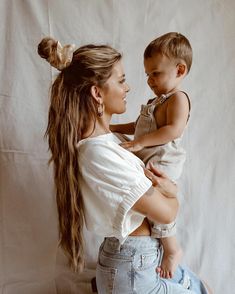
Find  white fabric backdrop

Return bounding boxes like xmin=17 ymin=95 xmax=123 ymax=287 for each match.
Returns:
xmin=0 ymin=0 xmax=234 ymax=293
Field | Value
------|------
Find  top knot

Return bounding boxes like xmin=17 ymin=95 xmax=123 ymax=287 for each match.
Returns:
xmin=38 ymin=37 xmax=76 ymax=71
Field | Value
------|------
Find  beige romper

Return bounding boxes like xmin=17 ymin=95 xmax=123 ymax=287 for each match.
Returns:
xmin=134 ymin=91 xmax=190 ymax=237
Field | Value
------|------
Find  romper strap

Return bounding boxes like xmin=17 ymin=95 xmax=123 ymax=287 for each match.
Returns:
xmin=152 ymin=91 xmax=191 ymax=120
xmin=149 ymin=90 xmax=191 ymax=122
xmin=151 ymin=93 xmax=172 ymax=107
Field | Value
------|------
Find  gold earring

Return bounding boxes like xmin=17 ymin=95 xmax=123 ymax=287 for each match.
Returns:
xmin=97 ymin=103 xmax=104 ymax=117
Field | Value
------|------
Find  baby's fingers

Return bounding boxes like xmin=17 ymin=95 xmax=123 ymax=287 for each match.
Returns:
xmin=120 ymin=142 xmax=131 ymax=148
xmin=120 ymin=141 xmax=135 ymax=151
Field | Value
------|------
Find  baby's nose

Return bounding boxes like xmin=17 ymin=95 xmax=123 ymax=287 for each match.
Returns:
xmin=148 ymin=77 xmax=155 ymax=86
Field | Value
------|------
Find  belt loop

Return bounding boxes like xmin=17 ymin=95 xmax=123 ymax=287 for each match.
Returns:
xmin=113 ymin=238 xmax=121 ymax=253
xmin=117 ymin=242 xmax=121 ymax=253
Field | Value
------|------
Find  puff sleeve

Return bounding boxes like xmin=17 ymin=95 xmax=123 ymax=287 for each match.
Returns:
xmin=78 ymin=138 xmax=152 ymax=242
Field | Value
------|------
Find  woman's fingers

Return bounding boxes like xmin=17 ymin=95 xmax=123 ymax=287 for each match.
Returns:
xmin=143 ymin=168 xmax=159 ymax=186
xmin=148 ymin=162 xmax=168 ymax=178
xmin=144 ymin=165 xmax=178 ymax=198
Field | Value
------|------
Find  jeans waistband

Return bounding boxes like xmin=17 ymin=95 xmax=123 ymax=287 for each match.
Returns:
xmin=102 ymin=236 xmax=161 ymax=255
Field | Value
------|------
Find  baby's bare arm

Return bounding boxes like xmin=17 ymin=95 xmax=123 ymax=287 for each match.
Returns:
xmin=120 ymin=92 xmax=190 ymax=151
xmin=142 ymin=92 xmax=190 ymax=146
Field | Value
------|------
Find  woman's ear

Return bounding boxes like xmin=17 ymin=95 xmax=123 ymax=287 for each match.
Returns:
xmin=177 ymin=63 xmax=187 ymax=77
xmin=90 ymin=85 xmax=103 ymax=103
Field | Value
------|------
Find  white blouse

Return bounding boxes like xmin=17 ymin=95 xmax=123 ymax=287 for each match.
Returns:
xmin=77 ymin=133 xmax=152 ymax=243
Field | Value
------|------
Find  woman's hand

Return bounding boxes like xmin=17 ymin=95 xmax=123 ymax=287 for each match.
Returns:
xmin=144 ymin=163 xmax=178 ymax=198
xmin=133 ymin=162 xmax=179 ymax=224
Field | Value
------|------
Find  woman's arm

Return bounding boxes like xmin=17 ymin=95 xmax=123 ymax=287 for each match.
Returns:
xmin=110 ymin=122 xmax=135 ymax=135
xmin=132 ymin=186 xmax=178 ymax=224
xmin=132 ymin=165 xmax=179 ymax=224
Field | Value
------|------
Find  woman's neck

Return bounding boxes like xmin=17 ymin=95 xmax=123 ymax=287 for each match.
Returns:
xmin=82 ymin=114 xmax=111 ymax=139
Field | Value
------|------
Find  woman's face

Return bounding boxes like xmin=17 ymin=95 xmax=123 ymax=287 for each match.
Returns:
xmin=101 ymin=61 xmax=130 ymax=115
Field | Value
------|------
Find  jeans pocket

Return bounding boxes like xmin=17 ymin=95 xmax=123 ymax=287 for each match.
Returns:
xmin=96 ymin=263 xmax=118 ymax=294
xmin=136 ymin=250 xmax=160 ymax=271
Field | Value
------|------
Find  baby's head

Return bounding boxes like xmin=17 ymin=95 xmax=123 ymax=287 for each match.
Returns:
xmin=144 ymin=32 xmax=192 ymax=74
xmin=144 ymin=33 xmax=192 ymax=96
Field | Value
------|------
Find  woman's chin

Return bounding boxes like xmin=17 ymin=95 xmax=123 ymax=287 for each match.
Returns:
xmin=116 ymin=106 xmax=127 ymax=114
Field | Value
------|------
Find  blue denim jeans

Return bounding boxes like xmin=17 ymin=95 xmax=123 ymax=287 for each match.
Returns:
xmin=96 ymin=236 xmax=208 ymax=294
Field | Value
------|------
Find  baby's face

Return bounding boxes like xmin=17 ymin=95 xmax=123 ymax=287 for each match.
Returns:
xmin=144 ymin=53 xmax=182 ymax=96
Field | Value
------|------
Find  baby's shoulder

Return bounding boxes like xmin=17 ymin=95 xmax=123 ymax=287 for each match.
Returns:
xmin=169 ymin=91 xmax=189 ymax=100
xmin=167 ymin=91 xmax=191 ymax=109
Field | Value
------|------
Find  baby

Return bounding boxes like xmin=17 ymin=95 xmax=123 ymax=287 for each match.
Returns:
xmin=111 ymin=32 xmax=192 ymax=279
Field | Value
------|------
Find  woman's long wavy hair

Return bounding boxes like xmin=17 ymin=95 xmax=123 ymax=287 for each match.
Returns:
xmin=38 ymin=37 xmax=122 ymax=272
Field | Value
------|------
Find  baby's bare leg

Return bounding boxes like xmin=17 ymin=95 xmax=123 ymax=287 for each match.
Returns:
xmin=157 ymin=236 xmax=183 ymax=279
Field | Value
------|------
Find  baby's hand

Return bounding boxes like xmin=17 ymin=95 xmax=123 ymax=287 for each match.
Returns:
xmin=120 ymin=140 xmax=143 ymax=152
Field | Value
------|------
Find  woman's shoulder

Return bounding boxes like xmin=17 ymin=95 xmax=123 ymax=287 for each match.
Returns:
xmin=77 ymin=133 xmax=123 ymax=160
xmin=77 ymin=132 xmax=132 ymax=150
xmin=77 ymin=132 xmax=144 ymax=167
xmin=77 ymin=133 xmax=120 ymax=152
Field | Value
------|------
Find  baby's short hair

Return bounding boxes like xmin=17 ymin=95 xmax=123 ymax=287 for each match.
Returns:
xmin=144 ymin=32 xmax=193 ymax=73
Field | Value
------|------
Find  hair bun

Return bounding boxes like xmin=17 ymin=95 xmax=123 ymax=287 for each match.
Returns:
xmin=38 ymin=37 xmax=76 ymax=71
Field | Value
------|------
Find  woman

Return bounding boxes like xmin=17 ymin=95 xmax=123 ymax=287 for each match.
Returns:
xmin=38 ymin=37 xmax=211 ymax=293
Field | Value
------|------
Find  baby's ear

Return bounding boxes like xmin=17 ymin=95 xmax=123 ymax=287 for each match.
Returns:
xmin=177 ymin=63 xmax=187 ymax=77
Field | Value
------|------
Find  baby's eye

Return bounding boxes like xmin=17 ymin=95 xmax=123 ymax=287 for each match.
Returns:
xmin=146 ymin=72 xmax=159 ymax=78
xmin=152 ymin=72 xmax=159 ymax=77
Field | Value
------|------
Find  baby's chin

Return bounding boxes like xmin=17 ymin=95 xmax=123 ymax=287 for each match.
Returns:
xmin=153 ymin=89 xmax=166 ymax=97
xmin=150 ymin=87 xmax=159 ymax=96
xmin=152 ymin=90 xmax=159 ymax=96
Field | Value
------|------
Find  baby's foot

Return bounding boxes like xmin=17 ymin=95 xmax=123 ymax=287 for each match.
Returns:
xmin=156 ymin=248 xmax=183 ymax=279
